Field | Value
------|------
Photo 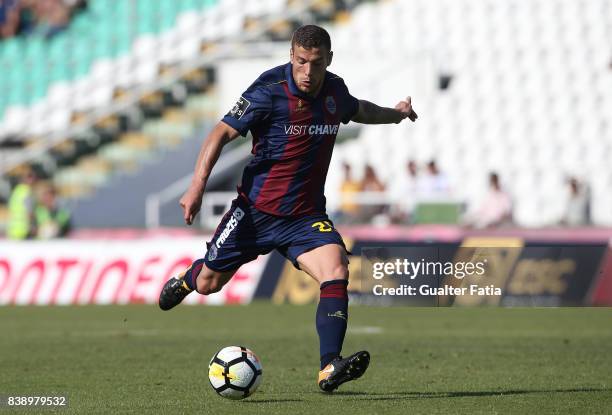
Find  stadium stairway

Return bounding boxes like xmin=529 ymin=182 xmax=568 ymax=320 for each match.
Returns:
xmin=67 ymin=120 xmax=249 ymax=228
xmin=50 ymin=87 xmax=218 ymax=200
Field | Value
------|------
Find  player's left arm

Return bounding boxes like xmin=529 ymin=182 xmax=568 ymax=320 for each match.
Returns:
xmin=351 ymin=97 xmax=418 ymax=124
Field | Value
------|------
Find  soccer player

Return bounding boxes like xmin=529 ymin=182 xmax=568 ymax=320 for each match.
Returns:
xmin=159 ymin=25 xmax=417 ymax=392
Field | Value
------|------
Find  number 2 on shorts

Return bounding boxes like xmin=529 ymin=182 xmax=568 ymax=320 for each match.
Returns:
xmin=312 ymin=221 xmax=333 ymax=232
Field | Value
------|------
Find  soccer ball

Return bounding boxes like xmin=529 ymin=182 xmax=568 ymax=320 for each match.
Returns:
xmin=208 ymin=346 xmax=263 ymax=400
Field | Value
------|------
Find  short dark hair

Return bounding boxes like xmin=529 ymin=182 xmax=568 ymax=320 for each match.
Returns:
xmin=489 ymin=172 xmax=500 ymax=184
xmin=291 ymin=25 xmax=331 ymax=51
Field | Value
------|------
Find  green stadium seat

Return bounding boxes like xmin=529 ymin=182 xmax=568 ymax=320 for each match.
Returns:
xmin=0 ymin=0 xmax=219 ymax=118
xmin=24 ymin=38 xmax=47 ymax=61
xmin=49 ymin=62 xmax=71 ymax=82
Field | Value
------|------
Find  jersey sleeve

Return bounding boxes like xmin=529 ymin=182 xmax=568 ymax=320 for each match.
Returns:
xmin=221 ymin=82 xmax=272 ymax=137
xmin=337 ymin=78 xmax=359 ymax=124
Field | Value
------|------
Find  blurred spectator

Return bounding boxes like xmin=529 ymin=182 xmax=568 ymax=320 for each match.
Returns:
xmin=0 ymin=0 xmax=20 ymax=38
xmin=359 ymin=164 xmax=387 ymax=222
xmin=560 ymin=177 xmax=591 ymax=226
xmin=35 ymin=182 xmax=71 ymax=239
xmin=390 ymin=160 xmax=419 ymax=223
xmin=14 ymin=0 xmax=37 ymax=35
xmin=466 ymin=172 xmax=513 ymax=229
xmin=360 ymin=164 xmax=385 ymax=193
xmin=63 ymin=0 xmax=87 ymax=9
xmin=418 ymin=160 xmax=451 ymax=198
xmin=7 ymin=168 xmax=38 ymax=239
xmin=1 ymin=0 xmax=86 ymax=39
xmin=30 ymin=0 xmax=71 ymax=38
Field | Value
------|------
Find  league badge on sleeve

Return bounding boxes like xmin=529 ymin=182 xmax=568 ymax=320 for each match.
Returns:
xmin=208 ymin=244 xmax=218 ymax=261
xmin=230 ymin=96 xmax=251 ymax=120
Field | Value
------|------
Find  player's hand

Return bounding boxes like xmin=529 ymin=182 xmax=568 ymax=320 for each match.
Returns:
xmin=179 ymin=186 xmax=204 ymax=225
xmin=395 ymin=96 xmax=418 ymax=122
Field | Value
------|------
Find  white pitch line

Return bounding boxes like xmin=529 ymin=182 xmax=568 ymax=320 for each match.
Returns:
xmin=348 ymin=326 xmax=383 ymax=334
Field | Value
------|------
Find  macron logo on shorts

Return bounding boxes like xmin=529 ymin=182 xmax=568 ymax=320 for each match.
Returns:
xmin=215 ymin=207 xmax=245 ymax=249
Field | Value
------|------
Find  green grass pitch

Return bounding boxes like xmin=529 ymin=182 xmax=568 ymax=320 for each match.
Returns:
xmin=1 ymin=304 xmax=610 ymax=414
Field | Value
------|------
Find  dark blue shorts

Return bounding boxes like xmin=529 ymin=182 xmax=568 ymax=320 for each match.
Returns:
xmin=203 ymin=196 xmax=347 ymax=272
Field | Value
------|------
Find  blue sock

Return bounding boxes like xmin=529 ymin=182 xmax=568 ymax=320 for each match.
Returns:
xmin=316 ymin=279 xmax=349 ymax=369
xmin=178 ymin=259 xmax=205 ymax=291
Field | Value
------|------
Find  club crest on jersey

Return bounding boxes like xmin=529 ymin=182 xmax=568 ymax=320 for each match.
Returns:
xmin=325 ymin=96 xmax=336 ymax=114
xmin=229 ymin=96 xmax=251 ymax=120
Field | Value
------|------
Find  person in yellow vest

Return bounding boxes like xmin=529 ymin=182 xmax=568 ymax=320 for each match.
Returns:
xmin=7 ymin=169 xmax=38 ymax=239
xmin=35 ymin=183 xmax=71 ymax=239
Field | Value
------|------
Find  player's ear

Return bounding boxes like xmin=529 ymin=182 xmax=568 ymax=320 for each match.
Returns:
xmin=290 ymin=48 xmax=294 ymax=61
xmin=327 ymin=51 xmax=333 ymax=67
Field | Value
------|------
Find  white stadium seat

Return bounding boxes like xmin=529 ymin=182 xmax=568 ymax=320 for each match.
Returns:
xmin=2 ymin=106 xmax=29 ymax=135
xmin=327 ymin=0 xmax=612 ymax=225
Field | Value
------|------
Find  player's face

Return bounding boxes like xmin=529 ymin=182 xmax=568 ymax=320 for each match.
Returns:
xmin=290 ymin=45 xmax=332 ymax=96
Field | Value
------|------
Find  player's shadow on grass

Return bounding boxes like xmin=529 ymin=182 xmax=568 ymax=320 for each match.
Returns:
xmin=329 ymin=387 xmax=611 ymax=401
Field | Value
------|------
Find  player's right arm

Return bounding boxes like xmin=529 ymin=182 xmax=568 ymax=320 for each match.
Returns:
xmin=181 ymin=76 xmax=271 ymax=225
xmin=180 ymin=121 xmax=240 ymax=225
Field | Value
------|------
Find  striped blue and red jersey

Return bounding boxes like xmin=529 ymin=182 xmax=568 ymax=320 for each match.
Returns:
xmin=221 ymin=62 xmax=359 ymax=217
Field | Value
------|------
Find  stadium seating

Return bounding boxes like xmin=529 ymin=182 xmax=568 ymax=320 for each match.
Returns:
xmin=0 ymin=0 xmax=305 ymax=145
xmin=0 ymin=0 xmax=218 ymax=118
xmin=325 ymin=0 xmax=612 ymax=226
xmin=1 ymin=0 xmax=609 ymax=229
xmin=0 ymin=0 xmax=332 ymax=228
